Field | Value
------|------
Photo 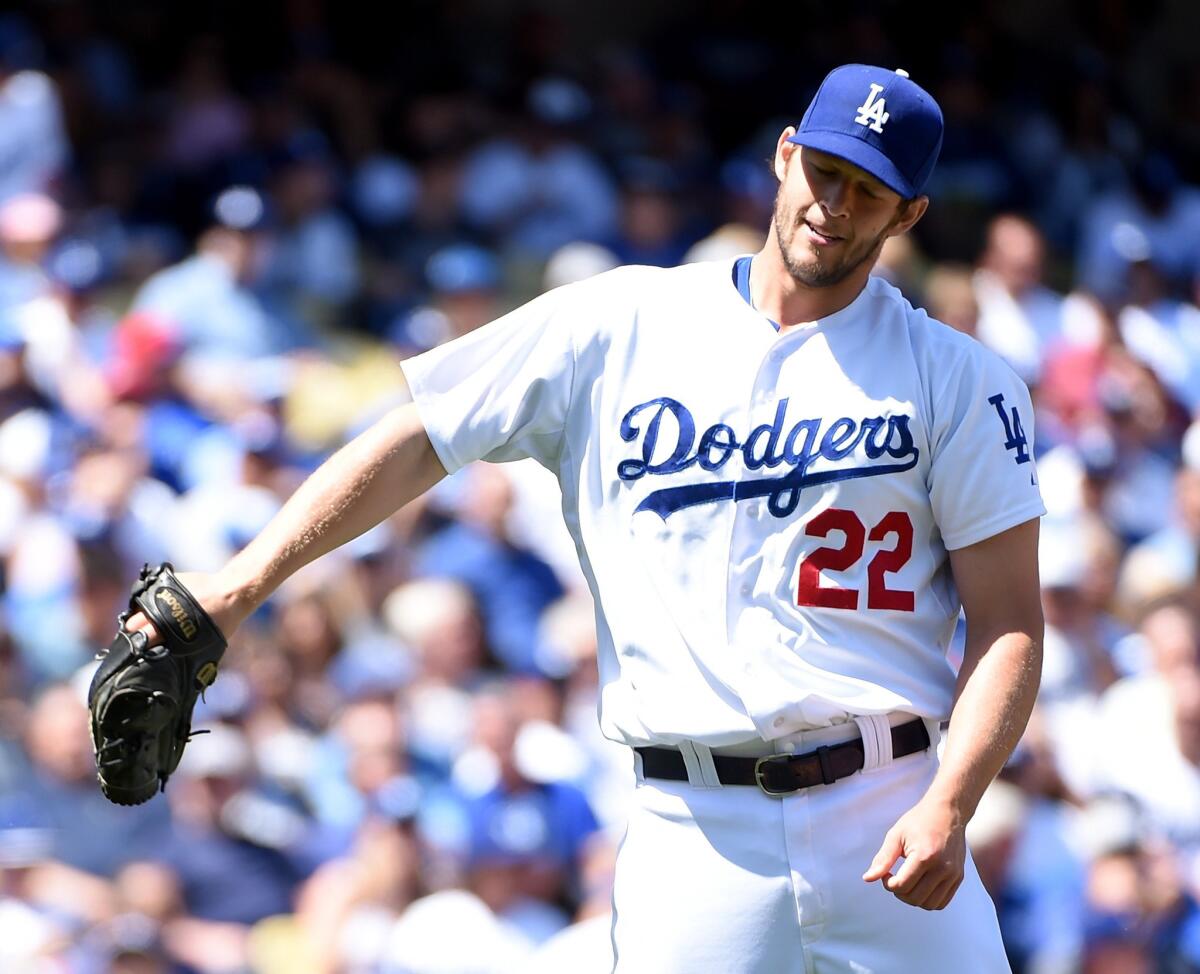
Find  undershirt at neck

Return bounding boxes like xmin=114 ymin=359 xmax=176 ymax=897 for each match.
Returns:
xmin=732 ymin=255 xmax=780 ymax=331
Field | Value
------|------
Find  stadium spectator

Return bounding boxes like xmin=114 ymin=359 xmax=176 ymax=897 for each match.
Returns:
xmin=973 ymin=214 xmax=1078 ymax=382
xmin=131 ymin=187 xmax=299 ymax=362
xmin=1077 ymin=154 xmax=1200 ymax=305
xmin=0 ymin=18 xmax=67 ymax=202
xmin=459 ymin=77 xmax=618 ymax=260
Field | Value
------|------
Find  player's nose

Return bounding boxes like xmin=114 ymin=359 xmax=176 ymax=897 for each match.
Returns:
xmin=819 ymin=177 xmax=852 ymax=218
xmin=816 ymin=176 xmax=854 ymax=221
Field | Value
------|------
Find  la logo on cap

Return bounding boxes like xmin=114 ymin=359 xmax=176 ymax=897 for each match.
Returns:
xmin=853 ymin=70 xmax=909 ymax=135
xmin=854 ymin=84 xmax=889 ymax=133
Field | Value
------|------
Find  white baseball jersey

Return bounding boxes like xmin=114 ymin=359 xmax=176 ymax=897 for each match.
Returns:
xmin=401 ymin=258 xmax=1045 ymax=748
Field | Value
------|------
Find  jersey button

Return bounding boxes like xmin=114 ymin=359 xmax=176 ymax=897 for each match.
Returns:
xmin=773 ymin=716 xmax=786 ymax=729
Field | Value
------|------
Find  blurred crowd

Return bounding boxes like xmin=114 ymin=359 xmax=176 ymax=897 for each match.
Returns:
xmin=0 ymin=2 xmax=1200 ymax=973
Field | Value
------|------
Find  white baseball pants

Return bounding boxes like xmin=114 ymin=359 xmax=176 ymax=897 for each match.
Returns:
xmin=610 ymin=717 xmax=1011 ymax=973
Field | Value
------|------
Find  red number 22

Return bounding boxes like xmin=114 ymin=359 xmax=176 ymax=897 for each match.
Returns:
xmin=796 ymin=508 xmax=914 ymax=612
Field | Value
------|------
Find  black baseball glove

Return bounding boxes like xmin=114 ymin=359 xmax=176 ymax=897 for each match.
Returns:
xmin=88 ymin=563 xmax=227 ymax=805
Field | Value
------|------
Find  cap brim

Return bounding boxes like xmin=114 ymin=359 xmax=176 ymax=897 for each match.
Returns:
xmin=786 ymin=131 xmax=916 ymax=198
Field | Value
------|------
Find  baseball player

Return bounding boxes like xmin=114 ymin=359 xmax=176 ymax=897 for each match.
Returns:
xmin=120 ymin=64 xmax=1044 ymax=972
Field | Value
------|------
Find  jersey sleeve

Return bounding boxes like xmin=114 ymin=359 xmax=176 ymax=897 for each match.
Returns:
xmin=399 ymin=285 xmax=579 ymax=473
xmin=928 ymin=345 xmax=1046 ymax=550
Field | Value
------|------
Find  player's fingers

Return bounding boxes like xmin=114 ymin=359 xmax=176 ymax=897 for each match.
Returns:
xmin=910 ymin=874 xmax=956 ymax=912
xmin=911 ymin=863 xmax=964 ymax=909
xmin=928 ymin=874 xmax=964 ymax=912
xmin=862 ymin=830 xmax=903 ymax=882
xmin=882 ymin=852 xmax=927 ymax=894
xmin=891 ymin=869 xmax=944 ymax=908
xmin=122 ymin=611 xmax=162 ymax=646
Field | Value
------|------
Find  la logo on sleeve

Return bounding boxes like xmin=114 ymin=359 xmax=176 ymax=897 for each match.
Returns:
xmin=988 ymin=393 xmax=1031 ymax=464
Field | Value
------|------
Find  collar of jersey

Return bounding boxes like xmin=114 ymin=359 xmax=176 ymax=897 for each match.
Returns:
xmin=733 ymin=255 xmax=780 ymax=331
xmin=730 ymin=255 xmax=876 ymax=336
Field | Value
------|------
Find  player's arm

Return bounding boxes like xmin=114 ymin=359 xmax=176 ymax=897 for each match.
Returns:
xmin=863 ymin=516 xmax=1043 ymax=910
xmin=123 ymin=269 xmax=588 ymax=644
xmin=125 ymin=401 xmax=447 ymax=642
xmin=931 ymin=515 xmax=1044 ymax=822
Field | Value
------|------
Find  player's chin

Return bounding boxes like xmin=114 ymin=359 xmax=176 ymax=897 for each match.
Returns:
xmin=784 ymin=239 xmax=824 ymax=269
xmin=792 ymin=253 xmax=841 ymax=285
xmin=801 ymin=234 xmax=850 ymax=267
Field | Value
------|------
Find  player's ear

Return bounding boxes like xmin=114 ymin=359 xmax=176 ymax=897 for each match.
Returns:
xmin=774 ymin=127 xmax=798 ymax=182
xmin=888 ymin=195 xmax=929 ymax=237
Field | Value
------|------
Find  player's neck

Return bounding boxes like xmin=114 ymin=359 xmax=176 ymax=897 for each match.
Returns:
xmin=751 ymin=240 xmax=872 ymax=330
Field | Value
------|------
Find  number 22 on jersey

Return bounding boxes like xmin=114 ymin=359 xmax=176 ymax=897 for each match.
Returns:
xmin=797 ymin=508 xmax=914 ymax=611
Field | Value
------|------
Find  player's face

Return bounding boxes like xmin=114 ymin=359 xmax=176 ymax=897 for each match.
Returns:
xmin=772 ymin=146 xmax=916 ymax=289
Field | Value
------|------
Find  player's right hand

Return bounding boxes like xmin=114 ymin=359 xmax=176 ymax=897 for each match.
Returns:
xmin=862 ymin=796 xmax=967 ymax=911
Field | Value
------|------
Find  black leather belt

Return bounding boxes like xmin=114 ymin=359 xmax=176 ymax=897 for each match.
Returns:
xmin=635 ymin=718 xmax=930 ymax=797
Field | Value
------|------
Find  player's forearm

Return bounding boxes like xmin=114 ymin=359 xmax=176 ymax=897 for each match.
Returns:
xmin=221 ymin=401 xmax=446 ymax=611
xmin=923 ymin=627 xmax=1042 ymax=823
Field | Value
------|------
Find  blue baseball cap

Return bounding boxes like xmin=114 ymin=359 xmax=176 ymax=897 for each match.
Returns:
xmin=787 ymin=64 xmax=944 ymax=199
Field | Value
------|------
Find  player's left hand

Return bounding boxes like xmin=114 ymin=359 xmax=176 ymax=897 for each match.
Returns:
xmin=861 ymin=796 xmax=967 ymax=910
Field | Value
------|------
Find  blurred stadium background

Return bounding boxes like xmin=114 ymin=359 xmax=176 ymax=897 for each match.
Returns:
xmin=1 ymin=1 xmax=1200 ymax=971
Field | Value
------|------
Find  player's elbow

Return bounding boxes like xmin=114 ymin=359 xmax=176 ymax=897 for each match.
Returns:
xmin=399 ymin=401 xmax=449 ymax=487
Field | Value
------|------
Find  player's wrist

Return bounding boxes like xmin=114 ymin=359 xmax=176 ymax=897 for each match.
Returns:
xmin=212 ymin=561 xmax=268 ymax=627
xmin=918 ymin=780 xmax=976 ymax=828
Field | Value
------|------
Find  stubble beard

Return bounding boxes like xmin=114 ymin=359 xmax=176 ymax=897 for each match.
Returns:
xmin=772 ymin=190 xmax=895 ymax=289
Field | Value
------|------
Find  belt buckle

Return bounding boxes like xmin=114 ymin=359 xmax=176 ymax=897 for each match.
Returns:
xmin=753 ymin=754 xmax=801 ymax=798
